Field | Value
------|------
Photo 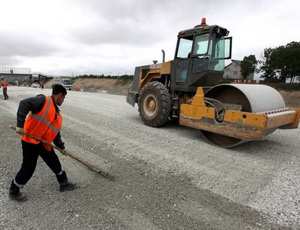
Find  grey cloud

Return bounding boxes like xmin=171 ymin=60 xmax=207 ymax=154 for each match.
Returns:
xmin=0 ymin=0 xmax=298 ymax=75
xmin=64 ymin=0 xmax=204 ymax=46
xmin=0 ymin=32 xmax=62 ymax=58
xmin=69 ymin=19 xmax=165 ymax=46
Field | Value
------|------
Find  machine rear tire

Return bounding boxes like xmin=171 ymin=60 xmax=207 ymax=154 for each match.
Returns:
xmin=138 ymin=81 xmax=171 ymax=127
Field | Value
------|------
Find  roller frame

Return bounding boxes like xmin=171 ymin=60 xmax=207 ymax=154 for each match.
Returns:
xmin=179 ymin=87 xmax=300 ymax=141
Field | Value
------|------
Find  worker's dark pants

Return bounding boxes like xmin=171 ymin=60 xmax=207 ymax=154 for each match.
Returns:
xmin=3 ymin=88 xmax=8 ymax=99
xmin=14 ymin=140 xmax=62 ymax=187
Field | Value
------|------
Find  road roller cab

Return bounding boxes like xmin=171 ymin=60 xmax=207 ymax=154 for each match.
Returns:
xmin=126 ymin=18 xmax=300 ymax=147
xmin=171 ymin=17 xmax=232 ymax=93
xmin=127 ymin=18 xmax=232 ymax=109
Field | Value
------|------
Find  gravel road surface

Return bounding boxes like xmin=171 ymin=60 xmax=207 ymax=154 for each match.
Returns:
xmin=1 ymin=87 xmax=300 ymax=230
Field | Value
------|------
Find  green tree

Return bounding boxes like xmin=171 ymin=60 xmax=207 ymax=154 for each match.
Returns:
xmin=240 ymin=55 xmax=257 ymax=79
xmin=259 ymin=48 xmax=276 ymax=81
xmin=259 ymin=41 xmax=300 ymax=83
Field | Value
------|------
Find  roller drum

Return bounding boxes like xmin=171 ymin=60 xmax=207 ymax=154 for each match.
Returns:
xmin=200 ymin=84 xmax=286 ymax=147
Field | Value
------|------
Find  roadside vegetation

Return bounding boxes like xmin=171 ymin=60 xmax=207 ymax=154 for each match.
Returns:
xmin=242 ymin=41 xmax=300 ymax=84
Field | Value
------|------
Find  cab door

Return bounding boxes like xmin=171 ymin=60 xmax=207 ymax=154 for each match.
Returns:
xmin=173 ymin=36 xmax=193 ymax=84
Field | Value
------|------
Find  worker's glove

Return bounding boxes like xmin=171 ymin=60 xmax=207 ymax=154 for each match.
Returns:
xmin=60 ymin=149 xmax=68 ymax=155
xmin=15 ymin=127 xmax=24 ymax=134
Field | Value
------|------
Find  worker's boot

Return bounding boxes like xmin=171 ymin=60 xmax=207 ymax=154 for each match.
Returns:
xmin=9 ymin=180 xmax=27 ymax=202
xmin=56 ymin=171 xmax=77 ymax=192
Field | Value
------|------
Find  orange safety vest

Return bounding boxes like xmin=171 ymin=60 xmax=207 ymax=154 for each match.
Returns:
xmin=21 ymin=96 xmax=62 ymax=151
xmin=2 ymin=79 xmax=8 ymax=88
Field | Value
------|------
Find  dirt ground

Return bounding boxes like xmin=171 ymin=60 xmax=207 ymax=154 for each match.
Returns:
xmin=46 ymin=78 xmax=132 ymax=96
xmin=277 ymin=90 xmax=300 ymax=108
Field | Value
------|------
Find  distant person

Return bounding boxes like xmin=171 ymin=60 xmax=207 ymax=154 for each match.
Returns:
xmin=40 ymin=81 xmax=45 ymax=89
xmin=9 ymin=84 xmax=76 ymax=202
xmin=1 ymin=76 xmax=9 ymax=100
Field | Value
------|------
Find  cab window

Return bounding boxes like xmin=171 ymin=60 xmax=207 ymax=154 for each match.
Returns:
xmin=193 ymin=33 xmax=210 ymax=56
xmin=176 ymin=36 xmax=193 ymax=58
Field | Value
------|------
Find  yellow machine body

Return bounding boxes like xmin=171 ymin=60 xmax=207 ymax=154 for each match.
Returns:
xmin=138 ymin=62 xmax=171 ymax=90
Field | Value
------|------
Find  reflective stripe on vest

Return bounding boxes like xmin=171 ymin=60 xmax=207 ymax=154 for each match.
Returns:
xmin=27 ymin=99 xmax=60 ymax=135
xmin=21 ymin=96 xmax=62 ymax=151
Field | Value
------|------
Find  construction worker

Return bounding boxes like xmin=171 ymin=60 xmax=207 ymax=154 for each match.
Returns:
xmin=1 ymin=76 xmax=9 ymax=100
xmin=9 ymin=84 xmax=76 ymax=202
xmin=40 ymin=81 xmax=45 ymax=89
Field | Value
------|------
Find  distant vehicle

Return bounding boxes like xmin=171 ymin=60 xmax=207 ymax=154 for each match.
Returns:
xmin=31 ymin=82 xmax=40 ymax=88
xmin=53 ymin=76 xmax=72 ymax=90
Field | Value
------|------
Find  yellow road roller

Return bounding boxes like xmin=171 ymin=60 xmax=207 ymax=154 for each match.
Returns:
xmin=127 ymin=18 xmax=300 ymax=147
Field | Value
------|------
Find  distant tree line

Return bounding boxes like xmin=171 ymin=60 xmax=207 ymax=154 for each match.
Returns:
xmin=259 ymin=41 xmax=300 ymax=83
xmin=241 ymin=41 xmax=300 ymax=83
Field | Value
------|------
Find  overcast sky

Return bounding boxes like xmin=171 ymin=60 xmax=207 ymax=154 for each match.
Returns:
xmin=0 ymin=0 xmax=299 ymax=76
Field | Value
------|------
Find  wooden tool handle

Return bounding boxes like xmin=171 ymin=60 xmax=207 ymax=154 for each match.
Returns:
xmin=9 ymin=125 xmax=113 ymax=180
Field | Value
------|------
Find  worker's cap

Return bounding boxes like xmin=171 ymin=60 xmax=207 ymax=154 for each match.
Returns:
xmin=0 ymin=76 xmax=4 ymax=79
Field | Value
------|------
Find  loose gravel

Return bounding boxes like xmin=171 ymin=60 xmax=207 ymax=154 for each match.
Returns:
xmin=1 ymin=86 xmax=300 ymax=230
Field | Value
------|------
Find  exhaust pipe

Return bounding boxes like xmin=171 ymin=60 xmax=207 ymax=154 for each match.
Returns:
xmin=162 ymin=49 xmax=165 ymax=62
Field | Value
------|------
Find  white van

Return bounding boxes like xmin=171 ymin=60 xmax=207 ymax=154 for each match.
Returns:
xmin=53 ymin=77 xmax=72 ymax=90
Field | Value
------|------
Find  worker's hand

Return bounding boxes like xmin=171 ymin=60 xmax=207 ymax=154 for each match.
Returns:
xmin=60 ymin=149 xmax=68 ymax=155
xmin=15 ymin=127 xmax=24 ymax=134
